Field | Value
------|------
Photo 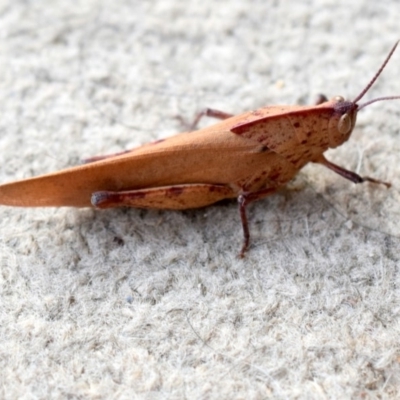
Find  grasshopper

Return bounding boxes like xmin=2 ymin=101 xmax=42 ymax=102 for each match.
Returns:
xmin=1 ymin=42 xmax=399 ymax=256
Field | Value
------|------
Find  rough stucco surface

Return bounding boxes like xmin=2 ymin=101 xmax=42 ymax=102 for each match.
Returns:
xmin=1 ymin=1 xmax=400 ymax=398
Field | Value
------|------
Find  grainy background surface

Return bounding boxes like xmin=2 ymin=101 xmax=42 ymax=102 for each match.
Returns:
xmin=1 ymin=1 xmax=400 ymax=398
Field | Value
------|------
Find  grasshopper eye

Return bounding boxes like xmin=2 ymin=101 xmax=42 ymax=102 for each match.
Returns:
xmin=332 ymin=96 xmax=345 ymax=102
xmin=338 ymin=113 xmax=352 ymax=135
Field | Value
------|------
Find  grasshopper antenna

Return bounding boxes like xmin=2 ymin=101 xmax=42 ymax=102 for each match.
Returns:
xmin=353 ymin=41 xmax=400 ymax=108
xmin=353 ymin=40 xmax=399 ymax=103
xmin=358 ymin=95 xmax=400 ymax=110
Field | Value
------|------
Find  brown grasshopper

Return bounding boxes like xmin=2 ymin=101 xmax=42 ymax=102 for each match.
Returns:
xmin=1 ymin=42 xmax=399 ymax=256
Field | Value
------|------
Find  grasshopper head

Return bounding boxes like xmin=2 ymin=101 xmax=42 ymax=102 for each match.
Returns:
xmin=327 ymin=96 xmax=358 ymax=148
xmin=327 ymin=41 xmax=400 ymax=149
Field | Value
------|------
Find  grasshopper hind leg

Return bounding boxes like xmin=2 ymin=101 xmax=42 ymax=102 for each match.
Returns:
xmin=92 ymin=184 xmax=279 ymax=257
xmin=237 ymin=188 xmax=278 ymax=257
xmin=91 ymin=183 xmax=235 ymax=210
